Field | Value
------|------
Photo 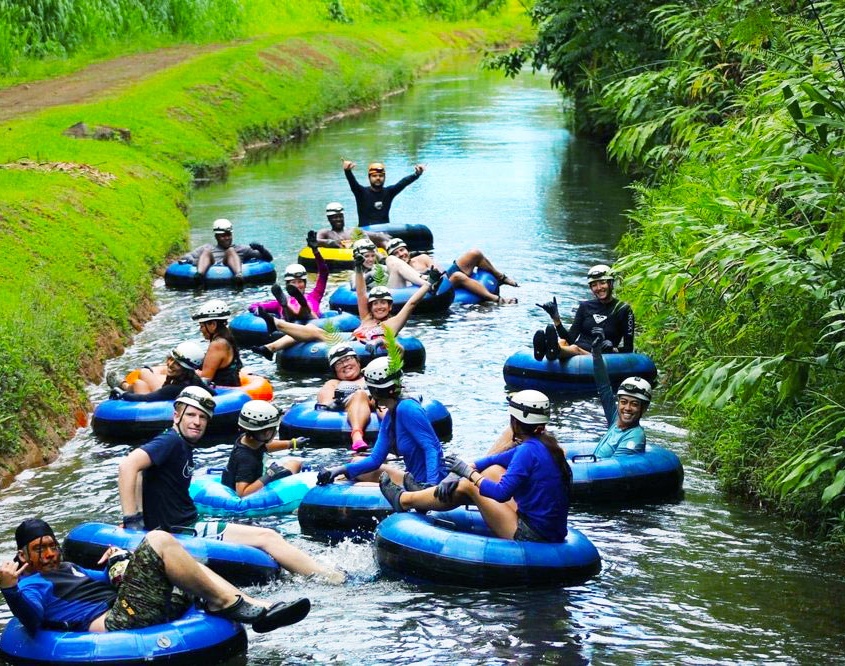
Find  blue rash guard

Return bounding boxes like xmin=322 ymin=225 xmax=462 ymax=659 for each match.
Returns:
xmin=473 ymin=438 xmax=569 ymax=542
xmin=344 ymin=398 xmax=447 ymax=485
xmin=1 ymin=563 xmax=114 ymax=633
xmin=591 ymin=349 xmax=645 ymax=458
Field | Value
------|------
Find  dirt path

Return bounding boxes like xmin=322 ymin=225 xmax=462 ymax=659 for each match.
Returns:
xmin=0 ymin=44 xmax=224 ymax=122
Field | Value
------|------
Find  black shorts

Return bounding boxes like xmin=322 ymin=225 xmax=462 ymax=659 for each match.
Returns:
xmin=513 ymin=515 xmax=550 ymax=543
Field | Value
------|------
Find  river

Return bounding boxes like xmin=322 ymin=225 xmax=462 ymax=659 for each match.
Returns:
xmin=2 ymin=58 xmax=843 ymax=665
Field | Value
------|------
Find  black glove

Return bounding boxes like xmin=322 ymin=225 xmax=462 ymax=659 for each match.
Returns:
xmin=306 ymin=230 xmax=318 ymax=249
xmin=109 ymin=387 xmax=126 ymax=400
xmin=445 ymin=455 xmax=474 ymax=480
xmin=434 ymin=472 xmax=461 ymax=502
xmin=364 ymin=341 xmax=384 ymax=356
xmin=317 ymin=465 xmax=346 ymax=486
xmin=289 ymin=437 xmax=309 ymax=451
xmin=537 ymin=297 xmax=560 ymax=320
xmin=601 ymin=339 xmax=615 ymax=351
xmin=122 ymin=512 xmax=144 ymax=531
xmin=259 ymin=462 xmax=292 ymax=486
xmin=591 ymin=326 xmax=605 ymax=348
xmin=353 ymin=252 xmax=366 ymax=271
xmin=249 ymin=242 xmax=273 ymax=261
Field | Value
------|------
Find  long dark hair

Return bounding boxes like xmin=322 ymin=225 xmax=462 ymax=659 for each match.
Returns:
xmin=512 ymin=419 xmax=572 ymax=489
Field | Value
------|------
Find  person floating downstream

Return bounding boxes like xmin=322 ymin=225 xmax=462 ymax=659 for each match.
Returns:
xmin=178 ymin=218 xmax=273 ymax=290
xmin=342 ymin=160 xmax=425 ymax=227
xmin=117 ymin=387 xmax=344 ymax=583
xmin=385 ymin=238 xmax=519 ymax=304
xmin=105 ymin=341 xmax=212 ymax=400
xmin=192 ymin=299 xmax=243 ymax=387
xmin=315 ymin=343 xmax=373 ymax=453
xmin=221 ymin=401 xmax=308 ymax=498
xmin=379 ymin=390 xmax=571 ymax=542
xmin=315 ymin=202 xmax=390 ymax=248
xmin=0 ymin=518 xmax=310 ymax=635
xmin=317 ymin=356 xmax=448 ymax=489
xmin=532 ymin=264 xmax=634 ymax=360
xmin=250 ymin=233 xmax=329 ymax=324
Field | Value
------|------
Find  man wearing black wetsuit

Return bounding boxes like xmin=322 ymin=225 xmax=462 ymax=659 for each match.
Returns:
xmin=342 ymin=160 xmax=425 ymax=226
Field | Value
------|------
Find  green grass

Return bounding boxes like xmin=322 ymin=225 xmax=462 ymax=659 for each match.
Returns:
xmin=0 ymin=6 xmax=530 ymax=468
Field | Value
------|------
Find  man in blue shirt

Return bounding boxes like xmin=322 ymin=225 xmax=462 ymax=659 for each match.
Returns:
xmin=0 ymin=518 xmax=309 ymax=634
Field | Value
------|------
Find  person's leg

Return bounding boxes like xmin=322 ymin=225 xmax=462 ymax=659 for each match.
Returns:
xmin=281 ymin=459 xmax=302 ymax=474
xmin=285 ymin=284 xmax=315 ymax=320
xmin=346 ymin=390 xmax=372 ymax=450
xmin=560 ymin=344 xmax=589 ymax=358
xmin=455 ymin=248 xmax=518 ymax=287
xmin=316 ymin=379 xmax=340 ymax=404
xmin=221 ymin=523 xmax=344 ymax=583
xmin=386 ymin=256 xmax=426 ymax=288
xmin=223 ymin=247 xmax=243 ymax=277
xmin=196 ymin=249 xmax=213 ymax=277
xmin=448 ymin=270 xmax=500 ymax=303
xmin=258 ymin=321 xmax=326 ymax=355
xmin=132 ymin=368 xmax=166 ymax=394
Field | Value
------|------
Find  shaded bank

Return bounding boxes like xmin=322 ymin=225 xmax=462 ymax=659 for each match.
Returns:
xmin=0 ymin=14 xmax=530 ymax=485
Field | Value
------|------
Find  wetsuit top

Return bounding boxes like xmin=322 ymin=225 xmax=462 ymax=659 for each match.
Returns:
xmin=248 ymin=251 xmax=328 ymax=320
xmin=221 ymin=438 xmax=266 ymax=489
xmin=208 ymin=337 xmax=243 ymax=387
xmin=351 ymin=321 xmax=385 ymax=344
xmin=473 ymin=437 xmax=569 ymax=542
xmin=180 ymin=242 xmax=265 ymax=266
xmin=344 ymin=169 xmax=421 ymax=227
xmin=559 ymin=298 xmax=635 ymax=353
xmin=344 ymin=398 xmax=446 ymax=485
xmin=2 ymin=563 xmax=114 ymax=633
xmin=139 ymin=428 xmax=198 ymax=531
xmin=119 ymin=375 xmax=213 ymax=402
xmin=591 ymin=348 xmax=646 ymax=458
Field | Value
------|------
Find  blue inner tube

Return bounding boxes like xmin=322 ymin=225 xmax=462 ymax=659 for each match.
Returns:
xmin=0 ymin=606 xmax=246 ymax=666
xmin=451 ymin=269 xmax=500 ymax=305
xmin=375 ymin=508 xmax=601 ymax=588
xmin=502 ymin=350 xmax=658 ymax=396
xmin=163 ymin=259 xmax=276 ymax=289
xmin=91 ymin=388 xmax=251 ymax=445
xmin=327 ymin=277 xmax=454 ymax=315
xmin=359 ymin=223 xmax=434 ymax=252
xmin=276 ymin=336 xmax=425 ymax=374
xmin=63 ymin=522 xmax=279 ymax=587
xmin=297 ymin=483 xmax=392 ymax=541
xmin=279 ymin=397 xmax=452 ymax=447
xmin=230 ymin=310 xmax=360 ymax=348
xmin=567 ymin=441 xmax=683 ymax=503
xmin=190 ymin=469 xmax=318 ymax=518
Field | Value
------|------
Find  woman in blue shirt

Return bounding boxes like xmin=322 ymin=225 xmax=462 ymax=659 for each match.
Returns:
xmin=379 ymin=390 xmax=572 ymax=542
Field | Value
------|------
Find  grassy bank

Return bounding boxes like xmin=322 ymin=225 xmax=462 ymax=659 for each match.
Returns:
xmin=0 ymin=6 xmax=530 ymax=481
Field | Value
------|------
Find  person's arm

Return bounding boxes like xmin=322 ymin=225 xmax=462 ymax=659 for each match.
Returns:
xmin=199 ymin=338 xmax=230 ymax=380
xmin=354 ymin=265 xmax=369 ymax=320
xmin=180 ymin=245 xmax=204 ymax=264
xmin=366 ymin=231 xmax=391 ymax=248
xmin=1 ymin=572 xmax=45 ymax=634
xmin=593 ymin=346 xmax=617 ymax=426
xmin=476 ymin=446 xmax=531 ymax=502
xmin=119 ymin=383 xmax=184 ymax=402
xmin=386 ymin=170 xmax=422 ymax=196
xmin=343 ymin=412 xmax=392 ymax=479
xmin=118 ymin=448 xmax=153 ymax=518
xmin=383 ymin=281 xmax=429 ymax=334
xmin=619 ymin=303 xmax=635 ymax=353
xmin=344 ymin=163 xmax=364 ymax=195
xmin=566 ymin=303 xmax=588 ymax=346
xmin=311 ymin=247 xmax=329 ymax=302
xmin=474 ymin=448 xmax=517 ymax=473
xmin=316 ymin=229 xmax=341 ymax=248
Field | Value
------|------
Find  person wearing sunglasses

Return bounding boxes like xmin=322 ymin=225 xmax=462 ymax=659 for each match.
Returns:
xmin=342 ymin=160 xmax=425 ymax=227
xmin=532 ymin=264 xmax=635 ymax=361
xmin=178 ymin=218 xmax=273 ymax=289
xmin=117 ymin=387 xmax=344 ymax=583
xmin=105 ymin=341 xmax=213 ymax=401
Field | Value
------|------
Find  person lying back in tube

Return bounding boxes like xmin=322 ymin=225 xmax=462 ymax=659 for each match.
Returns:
xmin=315 ymin=202 xmax=390 ymax=248
xmin=105 ymin=341 xmax=214 ymax=401
xmin=314 ymin=343 xmax=373 ymax=453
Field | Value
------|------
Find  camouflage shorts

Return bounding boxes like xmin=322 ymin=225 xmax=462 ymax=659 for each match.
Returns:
xmin=103 ymin=539 xmax=192 ymax=631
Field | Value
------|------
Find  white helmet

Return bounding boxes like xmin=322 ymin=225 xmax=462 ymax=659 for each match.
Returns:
xmin=507 ymin=390 xmax=550 ymax=425
xmin=192 ymin=299 xmax=230 ymax=323
xmin=363 ymin=357 xmax=402 ymax=391
xmin=238 ymin=400 xmax=281 ymax=431
xmin=352 ymin=238 xmax=377 ymax=258
xmin=617 ymin=377 xmax=652 ymax=405
xmin=175 ymin=386 xmax=215 ymax=418
xmin=325 ymin=202 xmax=344 ymax=216
xmin=587 ymin=264 xmax=614 ymax=285
xmin=367 ymin=286 xmax=394 ymax=304
xmin=386 ymin=238 xmax=407 ymax=255
xmin=212 ymin=218 xmax=233 ymax=235
xmin=170 ymin=341 xmax=205 ymax=371
xmin=284 ymin=264 xmax=308 ymax=282
xmin=328 ymin=343 xmax=358 ymax=368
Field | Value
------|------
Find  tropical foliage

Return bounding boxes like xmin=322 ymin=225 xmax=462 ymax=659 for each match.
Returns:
xmin=497 ymin=0 xmax=845 ymax=539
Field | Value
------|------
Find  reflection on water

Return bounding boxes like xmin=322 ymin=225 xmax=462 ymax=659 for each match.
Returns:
xmin=3 ymin=59 xmax=845 ymax=665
